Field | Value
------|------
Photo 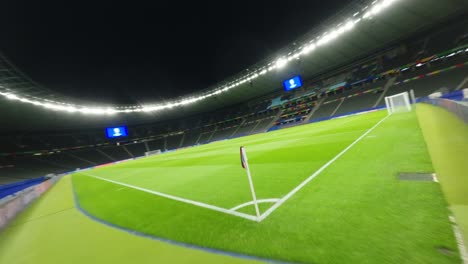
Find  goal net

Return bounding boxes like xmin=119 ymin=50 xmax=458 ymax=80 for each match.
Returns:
xmin=385 ymin=91 xmax=411 ymax=114
xmin=145 ymin=149 xmax=161 ymax=157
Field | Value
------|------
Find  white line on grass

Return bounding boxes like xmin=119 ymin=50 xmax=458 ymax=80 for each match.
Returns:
xmin=432 ymin=173 xmax=439 ymax=183
xmin=230 ymin=198 xmax=280 ymax=212
xmin=450 ymin=216 xmax=468 ymax=264
xmin=258 ymin=114 xmax=390 ymax=222
xmin=79 ymin=172 xmax=259 ymax=222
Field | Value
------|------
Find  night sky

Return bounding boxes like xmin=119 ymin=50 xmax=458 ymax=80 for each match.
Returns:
xmin=0 ymin=0 xmax=350 ymax=105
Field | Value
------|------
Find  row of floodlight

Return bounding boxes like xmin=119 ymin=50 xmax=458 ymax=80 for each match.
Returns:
xmin=0 ymin=0 xmax=400 ymax=115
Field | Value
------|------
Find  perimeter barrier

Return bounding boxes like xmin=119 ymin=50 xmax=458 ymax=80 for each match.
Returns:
xmin=0 ymin=175 xmax=61 ymax=230
xmin=422 ymin=88 xmax=468 ymax=123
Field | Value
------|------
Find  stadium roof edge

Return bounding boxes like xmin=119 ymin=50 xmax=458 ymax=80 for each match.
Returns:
xmin=0 ymin=0 xmax=467 ymax=131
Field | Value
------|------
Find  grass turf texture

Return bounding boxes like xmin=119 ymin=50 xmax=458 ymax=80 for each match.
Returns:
xmin=73 ymin=110 xmax=460 ymax=263
xmin=417 ymin=103 xmax=468 ymax=253
xmin=0 ymin=176 xmax=259 ymax=264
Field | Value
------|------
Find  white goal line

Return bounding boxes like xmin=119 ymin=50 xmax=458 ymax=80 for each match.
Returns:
xmin=79 ymin=172 xmax=259 ymax=222
xmin=79 ymin=114 xmax=389 ymax=223
xmin=258 ymin=114 xmax=390 ymax=222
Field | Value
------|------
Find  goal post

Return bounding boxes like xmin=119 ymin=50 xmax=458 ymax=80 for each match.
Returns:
xmin=145 ymin=149 xmax=161 ymax=157
xmin=385 ymin=91 xmax=412 ymax=115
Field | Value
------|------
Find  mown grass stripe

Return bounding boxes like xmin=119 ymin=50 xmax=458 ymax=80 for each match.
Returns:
xmin=258 ymin=114 xmax=390 ymax=221
xmin=80 ymin=172 xmax=258 ymax=221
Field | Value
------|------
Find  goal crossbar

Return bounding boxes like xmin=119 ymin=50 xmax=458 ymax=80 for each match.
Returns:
xmin=385 ymin=91 xmax=411 ymax=114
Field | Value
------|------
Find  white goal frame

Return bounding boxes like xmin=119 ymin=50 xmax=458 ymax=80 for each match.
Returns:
xmin=145 ymin=149 xmax=161 ymax=157
xmin=385 ymin=91 xmax=412 ymax=115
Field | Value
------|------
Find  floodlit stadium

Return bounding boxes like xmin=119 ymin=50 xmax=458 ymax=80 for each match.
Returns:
xmin=1 ymin=0 xmax=468 ymax=263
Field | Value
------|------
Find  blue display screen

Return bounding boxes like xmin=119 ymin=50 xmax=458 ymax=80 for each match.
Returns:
xmin=283 ymin=76 xmax=303 ymax=91
xmin=106 ymin=126 xmax=128 ymax=139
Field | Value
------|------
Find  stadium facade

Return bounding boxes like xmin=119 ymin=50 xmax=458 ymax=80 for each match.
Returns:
xmin=1 ymin=0 xmax=467 ymax=185
xmin=1 ymin=1 xmax=468 ymax=263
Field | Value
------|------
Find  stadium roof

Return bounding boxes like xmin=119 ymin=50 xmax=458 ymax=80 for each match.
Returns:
xmin=0 ymin=0 xmax=467 ymax=131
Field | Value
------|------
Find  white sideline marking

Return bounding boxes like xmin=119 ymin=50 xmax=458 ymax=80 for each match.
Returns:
xmin=258 ymin=115 xmax=390 ymax=222
xmin=80 ymin=172 xmax=258 ymax=222
xmin=450 ymin=216 xmax=468 ymax=264
xmin=432 ymin=173 xmax=439 ymax=183
xmin=230 ymin=198 xmax=280 ymax=212
xmin=79 ymin=114 xmax=390 ymax=223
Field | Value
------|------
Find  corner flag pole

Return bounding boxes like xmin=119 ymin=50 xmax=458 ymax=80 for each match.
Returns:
xmin=240 ymin=146 xmax=260 ymax=221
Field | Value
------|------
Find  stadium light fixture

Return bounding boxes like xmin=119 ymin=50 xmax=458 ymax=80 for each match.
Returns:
xmin=363 ymin=11 xmax=372 ymax=19
xmin=0 ymin=0 xmax=402 ymax=115
xmin=276 ymin=58 xmax=288 ymax=69
xmin=344 ymin=20 xmax=356 ymax=31
xmin=5 ymin=93 xmax=19 ymax=100
xmin=370 ymin=3 xmax=384 ymax=15
xmin=302 ymin=43 xmax=316 ymax=54
xmin=446 ymin=52 xmax=456 ymax=58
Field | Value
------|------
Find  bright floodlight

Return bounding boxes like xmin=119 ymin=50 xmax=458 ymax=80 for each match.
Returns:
xmin=302 ymin=43 xmax=316 ymax=54
xmin=344 ymin=20 xmax=355 ymax=31
xmin=370 ymin=3 xmax=384 ymax=15
xmin=0 ymin=0 xmax=403 ymax=115
xmin=276 ymin=58 xmax=288 ymax=69
xmin=5 ymin=93 xmax=19 ymax=100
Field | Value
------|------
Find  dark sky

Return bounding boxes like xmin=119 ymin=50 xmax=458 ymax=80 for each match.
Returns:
xmin=0 ymin=0 xmax=350 ymax=105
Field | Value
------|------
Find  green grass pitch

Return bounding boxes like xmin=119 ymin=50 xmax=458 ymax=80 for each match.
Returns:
xmin=0 ymin=175 xmax=259 ymax=264
xmin=71 ymin=109 xmax=460 ymax=263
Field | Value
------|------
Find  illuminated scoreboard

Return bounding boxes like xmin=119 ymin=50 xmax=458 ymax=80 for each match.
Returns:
xmin=106 ymin=126 xmax=128 ymax=139
xmin=283 ymin=75 xmax=303 ymax=91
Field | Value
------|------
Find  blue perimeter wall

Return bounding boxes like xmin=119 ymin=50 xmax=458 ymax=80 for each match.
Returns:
xmin=0 ymin=177 xmax=46 ymax=200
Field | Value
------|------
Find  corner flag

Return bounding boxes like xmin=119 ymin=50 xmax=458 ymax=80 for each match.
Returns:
xmin=240 ymin=146 xmax=260 ymax=221
xmin=240 ymin=146 xmax=248 ymax=169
